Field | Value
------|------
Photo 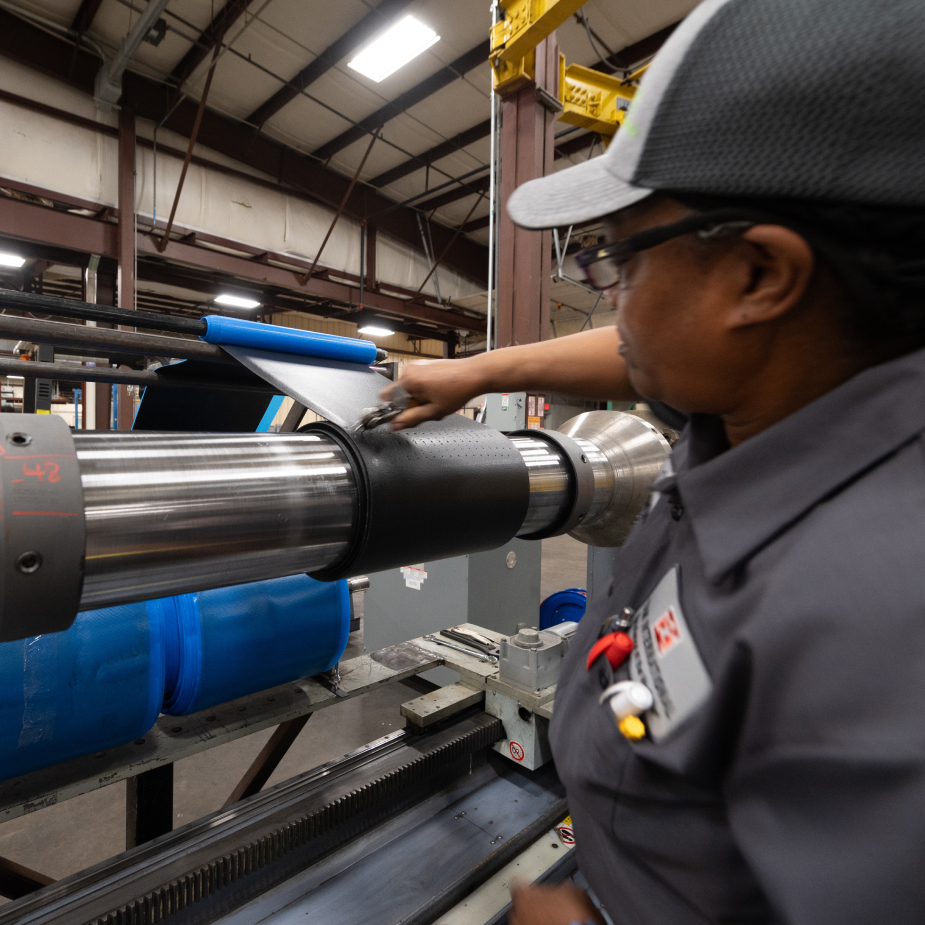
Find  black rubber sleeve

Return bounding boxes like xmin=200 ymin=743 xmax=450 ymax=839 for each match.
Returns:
xmin=306 ymin=416 xmax=530 ymax=581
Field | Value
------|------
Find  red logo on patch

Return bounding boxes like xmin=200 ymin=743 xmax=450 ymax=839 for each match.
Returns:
xmin=652 ymin=608 xmax=682 ymax=656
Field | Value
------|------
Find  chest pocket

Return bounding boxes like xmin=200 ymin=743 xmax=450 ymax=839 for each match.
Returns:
xmin=629 ymin=566 xmax=713 ymax=743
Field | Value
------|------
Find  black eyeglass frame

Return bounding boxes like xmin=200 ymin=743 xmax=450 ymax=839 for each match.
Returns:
xmin=574 ymin=209 xmax=760 ymax=291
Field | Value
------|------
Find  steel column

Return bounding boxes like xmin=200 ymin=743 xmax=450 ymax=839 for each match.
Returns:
xmin=117 ymin=105 xmax=135 ymax=430
xmin=94 ymin=270 xmax=116 ymax=430
xmin=126 ymin=764 xmax=174 ymax=849
xmin=496 ymin=36 xmax=558 ymax=348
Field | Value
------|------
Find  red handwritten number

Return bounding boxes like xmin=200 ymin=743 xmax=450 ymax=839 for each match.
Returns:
xmin=21 ymin=462 xmax=60 ymax=483
xmin=23 ymin=463 xmax=44 ymax=482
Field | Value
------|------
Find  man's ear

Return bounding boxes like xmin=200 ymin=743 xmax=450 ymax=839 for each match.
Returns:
xmin=724 ymin=225 xmax=816 ymax=329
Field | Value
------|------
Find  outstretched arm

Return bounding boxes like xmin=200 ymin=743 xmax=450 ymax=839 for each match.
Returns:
xmin=383 ymin=327 xmax=636 ymax=431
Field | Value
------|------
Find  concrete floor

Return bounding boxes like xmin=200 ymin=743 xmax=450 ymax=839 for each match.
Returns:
xmin=0 ymin=536 xmax=589 ymax=898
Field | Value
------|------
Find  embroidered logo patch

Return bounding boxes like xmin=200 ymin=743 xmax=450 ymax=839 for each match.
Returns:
xmin=652 ymin=608 xmax=681 ymax=657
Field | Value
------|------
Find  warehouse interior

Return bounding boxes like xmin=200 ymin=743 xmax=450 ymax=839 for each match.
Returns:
xmin=0 ymin=1 xmax=690 ymax=922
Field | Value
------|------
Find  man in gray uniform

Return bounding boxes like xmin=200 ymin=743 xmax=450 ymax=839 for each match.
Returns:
xmin=384 ymin=0 xmax=925 ymax=921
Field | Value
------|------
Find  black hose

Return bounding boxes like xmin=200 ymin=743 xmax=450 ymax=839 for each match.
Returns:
xmin=0 ymin=290 xmax=207 ymax=336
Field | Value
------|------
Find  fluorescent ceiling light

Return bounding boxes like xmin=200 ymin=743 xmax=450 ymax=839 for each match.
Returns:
xmin=358 ymin=325 xmax=395 ymax=337
xmin=348 ymin=16 xmax=440 ymax=82
xmin=0 ymin=253 xmax=25 ymax=268
xmin=6 ymin=375 xmax=23 ymax=379
xmin=215 ymin=294 xmax=261 ymax=309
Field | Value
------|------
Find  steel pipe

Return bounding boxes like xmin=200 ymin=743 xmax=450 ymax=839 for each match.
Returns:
xmin=0 ymin=358 xmax=277 ymax=392
xmin=0 ymin=314 xmax=233 ymax=364
xmin=78 ymin=431 xmax=358 ymax=609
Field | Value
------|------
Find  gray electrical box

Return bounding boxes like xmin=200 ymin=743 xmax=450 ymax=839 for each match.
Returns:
xmin=364 ymin=539 xmax=542 ymax=685
xmin=483 ymin=392 xmax=548 ymax=432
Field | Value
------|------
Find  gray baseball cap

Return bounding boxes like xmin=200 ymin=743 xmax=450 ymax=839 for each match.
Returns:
xmin=507 ymin=0 xmax=925 ymax=230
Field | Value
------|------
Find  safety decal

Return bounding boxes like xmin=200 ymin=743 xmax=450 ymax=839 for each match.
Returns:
xmin=556 ymin=815 xmax=575 ymax=845
xmin=400 ymin=565 xmax=427 ymax=590
xmin=509 ymin=741 xmax=525 ymax=762
xmin=629 ymin=566 xmax=712 ymax=743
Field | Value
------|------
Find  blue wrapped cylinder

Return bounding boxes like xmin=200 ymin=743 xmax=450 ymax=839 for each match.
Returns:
xmin=201 ymin=315 xmax=378 ymax=366
xmin=156 ymin=574 xmax=351 ymax=716
xmin=0 ymin=603 xmax=164 ymax=782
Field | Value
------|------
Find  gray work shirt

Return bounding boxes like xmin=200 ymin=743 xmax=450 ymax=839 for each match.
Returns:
xmin=550 ymin=346 xmax=925 ymax=924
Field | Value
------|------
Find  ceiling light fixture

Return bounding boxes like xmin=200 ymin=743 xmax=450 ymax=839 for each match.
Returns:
xmin=358 ymin=325 xmax=395 ymax=337
xmin=0 ymin=253 xmax=26 ymax=268
xmin=215 ymin=294 xmax=261 ymax=309
xmin=5 ymin=375 xmax=24 ymax=379
xmin=348 ymin=16 xmax=440 ymax=82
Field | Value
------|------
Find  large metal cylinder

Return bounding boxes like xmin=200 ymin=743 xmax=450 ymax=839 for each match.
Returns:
xmin=78 ymin=430 xmax=577 ymax=609
xmin=78 ymin=432 xmax=358 ymax=610
xmin=0 ymin=411 xmax=670 ymax=641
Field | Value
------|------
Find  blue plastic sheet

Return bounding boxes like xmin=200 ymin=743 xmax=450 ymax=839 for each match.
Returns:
xmin=201 ymin=316 xmax=378 ymax=366
xmin=158 ymin=574 xmax=350 ymax=716
xmin=0 ymin=604 xmax=164 ymax=781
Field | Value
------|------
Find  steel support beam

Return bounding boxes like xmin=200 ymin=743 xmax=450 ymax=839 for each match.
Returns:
xmin=70 ymin=0 xmax=104 ymax=44
xmin=0 ymin=194 xmax=486 ymax=335
xmin=412 ymin=173 xmax=491 ymax=212
xmin=311 ymin=40 xmax=491 ymax=163
xmin=496 ymin=36 xmax=558 ymax=347
xmin=170 ymin=0 xmax=258 ymax=90
xmin=246 ymin=0 xmax=415 ymax=129
xmin=0 ymin=10 xmax=487 ymax=285
xmin=223 ymin=715 xmax=311 ymax=807
xmin=461 ymin=214 xmax=491 ymax=234
xmin=158 ymin=42 xmax=223 ymax=252
xmin=370 ymin=119 xmax=492 ymax=189
xmin=117 ymin=104 xmax=135 ymax=312
xmin=0 ymin=856 xmax=54 ymax=900
xmin=117 ymin=103 xmax=136 ymax=430
xmin=126 ymin=765 xmax=174 ymax=849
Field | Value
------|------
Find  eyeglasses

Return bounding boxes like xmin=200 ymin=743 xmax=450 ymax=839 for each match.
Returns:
xmin=574 ymin=210 xmax=757 ymax=291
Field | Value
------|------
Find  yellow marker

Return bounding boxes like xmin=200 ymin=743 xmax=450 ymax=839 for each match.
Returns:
xmin=618 ymin=715 xmax=646 ymax=741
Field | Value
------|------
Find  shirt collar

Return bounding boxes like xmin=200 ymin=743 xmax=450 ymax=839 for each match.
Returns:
xmin=674 ymin=346 xmax=925 ymax=583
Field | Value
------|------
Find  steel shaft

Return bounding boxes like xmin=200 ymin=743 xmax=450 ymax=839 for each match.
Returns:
xmin=74 ymin=414 xmax=668 ymax=611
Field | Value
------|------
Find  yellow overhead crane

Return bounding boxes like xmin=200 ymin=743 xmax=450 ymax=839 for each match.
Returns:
xmin=489 ymin=0 xmax=648 ymax=140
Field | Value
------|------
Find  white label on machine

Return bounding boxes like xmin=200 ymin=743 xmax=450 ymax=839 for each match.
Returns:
xmin=501 ymin=393 xmax=509 ymax=410
xmin=401 ymin=565 xmax=428 ymax=589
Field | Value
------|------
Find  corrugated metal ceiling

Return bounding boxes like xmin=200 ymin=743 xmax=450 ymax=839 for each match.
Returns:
xmin=16 ymin=0 xmax=697 ymax=244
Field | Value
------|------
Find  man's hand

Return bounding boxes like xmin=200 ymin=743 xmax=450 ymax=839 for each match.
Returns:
xmin=509 ymin=881 xmax=605 ymax=925
xmin=380 ymin=358 xmax=485 ymax=431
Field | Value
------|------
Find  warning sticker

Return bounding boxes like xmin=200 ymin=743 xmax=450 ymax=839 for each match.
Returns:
xmin=509 ymin=741 xmax=525 ymax=762
xmin=400 ymin=565 xmax=428 ymax=590
xmin=556 ymin=816 xmax=575 ymax=845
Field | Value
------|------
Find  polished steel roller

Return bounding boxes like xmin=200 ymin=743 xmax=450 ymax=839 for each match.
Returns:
xmin=0 ymin=411 xmax=670 ymax=639
xmin=77 ymin=431 xmax=358 ymax=609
